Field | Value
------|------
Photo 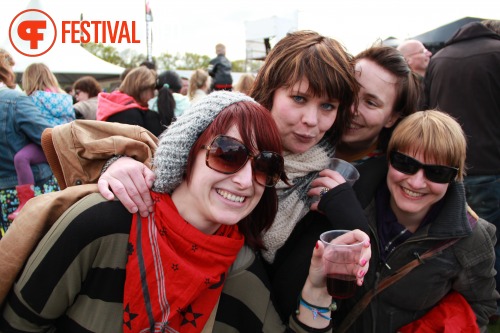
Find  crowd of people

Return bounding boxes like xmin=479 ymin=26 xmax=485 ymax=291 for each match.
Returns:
xmin=0 ymin=19 xmax=499 ymax=333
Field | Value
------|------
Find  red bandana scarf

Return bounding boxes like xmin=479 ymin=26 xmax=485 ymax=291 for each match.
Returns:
xmin=123 ymin=191 xmax=244 ymax=332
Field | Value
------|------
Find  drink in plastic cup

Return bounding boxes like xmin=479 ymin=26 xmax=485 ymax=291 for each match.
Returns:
xmin=320 ymin=230 xmax=364 ymax=299
xmin=329 ymin=158 xmax=360 ymax=186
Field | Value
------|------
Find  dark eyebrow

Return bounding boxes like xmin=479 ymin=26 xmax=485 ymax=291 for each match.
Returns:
xmin=362 ymin=92 xmax=384 ymax=106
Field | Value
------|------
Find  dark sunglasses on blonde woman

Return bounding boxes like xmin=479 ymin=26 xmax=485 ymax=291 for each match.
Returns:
xmin=389 ymin=151 xmax=458 ymax=184
xmin=202 ymin=135 xmax=284 ymax=187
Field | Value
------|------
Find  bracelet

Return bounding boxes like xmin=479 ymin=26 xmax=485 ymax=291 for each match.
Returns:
xmin=295 ymin=294 xmax=337 ymax=320
xmin=101 ymin=155 xmax=125 ymax=175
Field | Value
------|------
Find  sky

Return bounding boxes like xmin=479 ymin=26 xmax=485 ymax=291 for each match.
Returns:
xmin=1 ymin=0 xmax=499 ymax=62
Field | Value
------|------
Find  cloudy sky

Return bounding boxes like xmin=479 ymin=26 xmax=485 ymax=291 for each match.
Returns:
xmin=2 ymin=0 xmax=499 ymax=61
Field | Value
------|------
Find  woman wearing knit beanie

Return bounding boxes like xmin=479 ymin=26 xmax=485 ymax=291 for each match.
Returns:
xmin=0 ymin=91 xmax=371 ymax=332
xmin=99 ymin=31 xmax=365 ymax=322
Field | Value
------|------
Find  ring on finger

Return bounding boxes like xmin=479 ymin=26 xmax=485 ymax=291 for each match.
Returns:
xmin=319 ymin=187 xmax=330 ymax=197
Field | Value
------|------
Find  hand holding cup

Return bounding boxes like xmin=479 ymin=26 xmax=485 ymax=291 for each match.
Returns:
xmin=320 ymin=229 xmax=370 ymax=299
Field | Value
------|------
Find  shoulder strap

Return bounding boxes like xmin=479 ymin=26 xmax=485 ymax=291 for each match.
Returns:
xmin=336 ymin=238 xmax=460 ymax=333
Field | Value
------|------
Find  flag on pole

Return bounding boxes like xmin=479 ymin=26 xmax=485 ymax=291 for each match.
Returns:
xmin=145 ymin=0 xmax=153 ymax=22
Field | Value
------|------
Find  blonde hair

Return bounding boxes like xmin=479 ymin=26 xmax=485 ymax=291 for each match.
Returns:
xmin=388 ymin=110 xmax=467 ymax=181
xmin=22 ymin=63 xmax=63 ymax=95
xmin=188 ymin=69 xmax=209 ymax=100
xmin=234 ymin=73 xmax=255 ymax=95
xmin=0 ymin=49 xmax=16 ymax=88
xmin=119 ymin=66 xmax=156 ymax=106
xmin=215 ymin=43 xmax=226 ymax=55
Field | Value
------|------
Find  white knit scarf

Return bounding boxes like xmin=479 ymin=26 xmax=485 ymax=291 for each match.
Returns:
xmin=262 ymin=138 xmax=335 ymax=263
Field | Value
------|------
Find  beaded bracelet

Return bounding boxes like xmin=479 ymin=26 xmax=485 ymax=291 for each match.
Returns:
xmin=295 ymin=294 xmax=337 ymax=320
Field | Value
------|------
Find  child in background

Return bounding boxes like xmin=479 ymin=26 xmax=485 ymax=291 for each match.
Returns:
xmin=7 ymin=63 xmax=74 ymax=221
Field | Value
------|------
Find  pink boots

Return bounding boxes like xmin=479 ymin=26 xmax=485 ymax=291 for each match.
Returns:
xmin=7 ymin=184 xmax=35 ymax=221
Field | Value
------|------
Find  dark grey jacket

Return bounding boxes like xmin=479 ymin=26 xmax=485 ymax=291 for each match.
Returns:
xmin=425 ymin=22 xmax=500 ymax=175
xmin=326 ymin=157 xmax=498 ymax=332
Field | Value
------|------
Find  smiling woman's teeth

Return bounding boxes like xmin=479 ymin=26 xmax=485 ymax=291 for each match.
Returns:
xmin=217 ymin=189 xmax=245 ymax=202
xmin=403 ymin=187 xmax=423 ymax=197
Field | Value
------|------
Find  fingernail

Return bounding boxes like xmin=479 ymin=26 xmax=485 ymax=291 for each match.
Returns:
xmin=131 ymin=207 xmax=138 ymax=213
xmin=358 ymin=270 xmax=366 ymax=278
xmin=360 ymin=259 xmax=367 ymax=266
xmin=315 ymin=241 xmax=319 ymax=249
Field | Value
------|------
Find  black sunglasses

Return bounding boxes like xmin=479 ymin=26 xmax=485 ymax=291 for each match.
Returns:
xmin=201 ymin=135 xmax=284 ymax=187
xmin=389 ymin=151 xmax=458 ymax=184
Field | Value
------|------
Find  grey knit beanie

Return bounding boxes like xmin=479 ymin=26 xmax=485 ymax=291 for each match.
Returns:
xmin=153 ymin=90 xmax=257 ymax=194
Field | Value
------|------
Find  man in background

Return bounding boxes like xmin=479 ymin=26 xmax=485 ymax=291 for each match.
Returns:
xmin=397 ymin=39 xmax=432 ymax=77
xmin=398 ymin=39 xmax=432 ymax=110
xmin=425 ymin=19 xmax=500 ymax=320
xmin=207 ymin=43 xmax=233 ymax=91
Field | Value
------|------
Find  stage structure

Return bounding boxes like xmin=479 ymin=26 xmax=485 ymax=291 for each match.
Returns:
xmin=244 ymin=14 xmax=298 ymax=70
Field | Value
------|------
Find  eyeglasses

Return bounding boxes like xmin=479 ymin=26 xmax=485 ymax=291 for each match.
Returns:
xmin=407 ymin=48 xmax=428 ymax=57
xmin=389 ymin=151 xmax=458 ymax=184
xmin=201 ymin=135 xmax=284 ymax=187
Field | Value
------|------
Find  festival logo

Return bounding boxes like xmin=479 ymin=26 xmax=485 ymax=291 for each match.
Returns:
xmin=9 ymin=8 xmax=140 ymax=57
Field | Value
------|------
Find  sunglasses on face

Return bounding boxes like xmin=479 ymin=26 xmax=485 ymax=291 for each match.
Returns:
xmin=201 ymin=135 xmax=284 ymax=187
xmin=389 ymin=151 xmax=458 ymax=184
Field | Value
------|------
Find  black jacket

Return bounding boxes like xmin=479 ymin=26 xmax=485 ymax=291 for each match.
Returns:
xmin=425 ymin=22 xmax=500 ymax=175
xmin=208 ymin=54 xmax=233 ymax=88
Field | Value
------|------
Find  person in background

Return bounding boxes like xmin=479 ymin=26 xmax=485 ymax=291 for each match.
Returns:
xmin=6 ymin=63 xmax=74 ymax=222
xmin=187 ymin=68 xmax=210 ymax=104
xmin=22 ymin=63 xmax=75 ymax=127
xmin=149 ymin=70 xmax=190 ymax=118
xmin=0 ymin=91 xmax=370 ymax=333
xmin=397 ymin=40 xmax=432 ymax=78
xmin=208 ymin=43 xmax=233 ymax=91
xmin=397 ymin=39 xmax=432 ymax=110
xmin=63 ymin=85 xmax=77 ymax=104
xmin=319 ymin=110 xmax=498 ymax=332
xmin=73 ymin=76 xmax=102 ymax=120
xmin=335 ymin=45 xmax=420 ymax=166
xmin=425 ymin=19 xmax=500 ymax=319
xmin=139 ymin=60 xmax=156 ymax=71
xmin=180 ymin=76 xmax=189 ymax=95
xmin=0 ymin=56 xmax=55 ymax=232
xmin=96 ymin=66 xmax=163 ymax=136
xmin=233 ymin=73 xmax=255 ymax=96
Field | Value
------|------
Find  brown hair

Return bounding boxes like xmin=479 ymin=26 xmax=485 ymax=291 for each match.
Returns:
xmin=73 ymin=76 xmax=102 ymax=98
xmin=119 ymin=66 xmax=156 ymax=106
xmin=234 ymin=73 xmax=255 ymax=96
xmin=354 ymin=45 xmax=420 ymax=150
xmin=186 ymin=101 xmax=285 ymax=250
xmin=250 ymin=30 xmax=359 ymax=146
xmin=0 ymin=49 xmax=16 ymax=89
xmin=188 ymin=69 xmax=209 ymax=100
xmin=388 ymin=110 xmax=466 ymax=181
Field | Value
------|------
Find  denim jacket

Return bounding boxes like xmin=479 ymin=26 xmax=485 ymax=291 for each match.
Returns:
xmin=0 ymin=87 xmax=53 ymax=189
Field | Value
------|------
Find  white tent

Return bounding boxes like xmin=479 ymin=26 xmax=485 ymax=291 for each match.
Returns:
xmin=2 ymin=42 xmax=125 ymax=85
xmin=1 ymin=0 xmax=124 ymax=85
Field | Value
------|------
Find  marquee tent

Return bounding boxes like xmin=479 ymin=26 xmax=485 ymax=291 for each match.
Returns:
xmin=1 ymin=41 xmax=125 ymax=86
xmin=411 ymin=16 xmax=486 ymax=53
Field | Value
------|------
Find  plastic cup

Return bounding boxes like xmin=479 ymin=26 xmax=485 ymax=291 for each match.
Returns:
xmin=329 ymin=158 xmax=360 ymax=186
xmin=320 ymin=230 xmax=363 ymax=299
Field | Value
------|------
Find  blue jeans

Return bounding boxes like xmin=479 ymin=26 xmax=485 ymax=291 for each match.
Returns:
xmin=464 ymin=175 xmax=500 ymax=306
